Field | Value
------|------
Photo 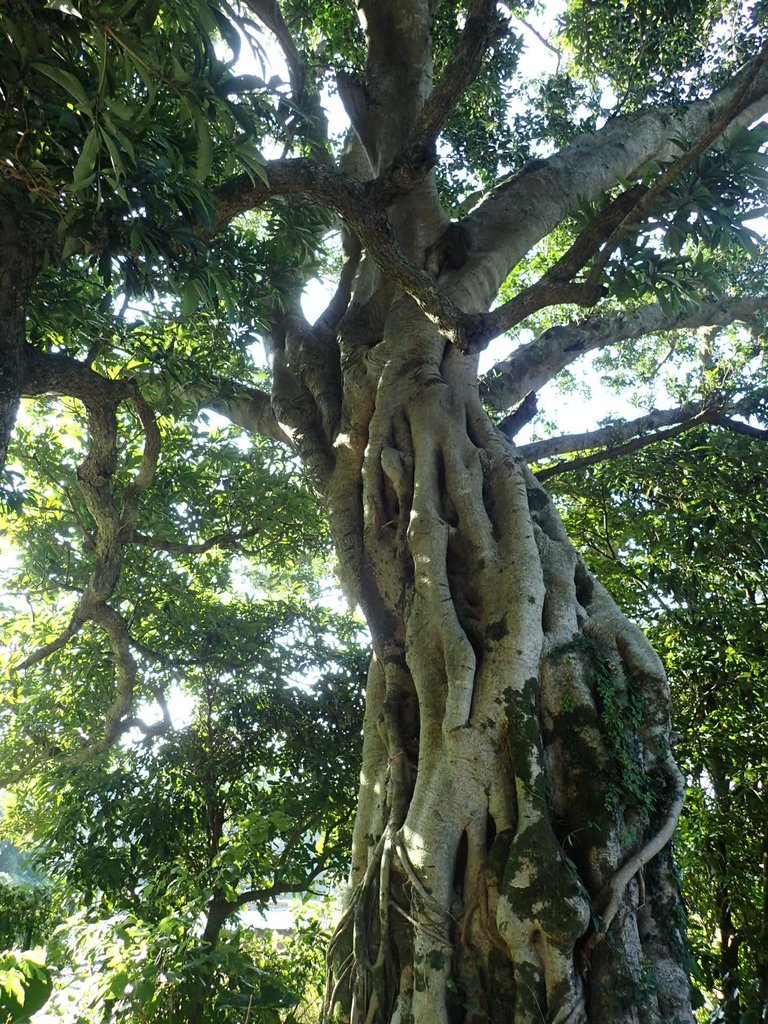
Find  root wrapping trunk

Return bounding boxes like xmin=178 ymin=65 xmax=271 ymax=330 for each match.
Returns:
xmin=324 ymin=314 xmax=691 ymax=1024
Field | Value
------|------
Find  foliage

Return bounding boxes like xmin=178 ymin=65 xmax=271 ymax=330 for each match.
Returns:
xmin=0 ymin=947 xmax=52 ymax=1023
xmin=562 ymin=0 xmax=757 ymax=106
xmin=1 ymin=311 xmax=366 ymax=1018
xmin=0 ymin=0 xmax=272 ymax=248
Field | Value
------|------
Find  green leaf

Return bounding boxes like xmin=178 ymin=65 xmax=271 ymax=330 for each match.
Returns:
xmin=0 ymin=952 xmax=52 ymax=1022
xmin=72 ymin=126 xmax=100 ymax=186
xmin=100 ymin=125 xmax=127 ymax=182
xmin=193 ymin=112 xmax=214 ymax=180
xmin=235 ymin=144 xmax=269 ymax=185
xmin=32 ymin=62 xmax=92 ymax=114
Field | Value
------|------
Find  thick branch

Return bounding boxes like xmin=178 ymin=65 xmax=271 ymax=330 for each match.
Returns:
xmin=382 ymin=0 xmax=505 ymax=195
xmin=581 ymin=42 xmax=768 ymax=292
xmin=710 ymin=413 xmax=768 ymax=441
xmin=535 ymin=417 xmax=713 ymax=481
xmin=120 ymin=388 xmax=161 ymax=537
xmin=206 ymin=386 xmax=292 ymax=445
xmin=482 ymin=295 xmax=768 ymax=412
xmin=13 ymin=375 xmax=160 ymax=782
xmin=21 ymin=343 xmax=133 ymax=404
xmin=315 ymin=233 xmax=362 ymax=334
xmin=416 ymin=0 xmax=503 ymax=146
xmin=478 ymin=185 xmax=646 ymax=338
xmin=459 ymin=54 xmax=768 ymax=310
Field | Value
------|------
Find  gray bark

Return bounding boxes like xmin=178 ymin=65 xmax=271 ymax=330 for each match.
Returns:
xmin=319 ymin=313 xmax=691 ymax=1021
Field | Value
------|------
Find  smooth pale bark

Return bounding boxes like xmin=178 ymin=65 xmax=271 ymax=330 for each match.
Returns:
xmin=320 ymin=298 xmax=690 ymax=1022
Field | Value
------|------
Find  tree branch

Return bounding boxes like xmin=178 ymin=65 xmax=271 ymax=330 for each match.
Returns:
xmin=120 ymin=386 xmax=161 ymax=538
xmin=213 ymin=159 xmax=479 ymax=349
xmin=517 ymin=402 xmax=718 ymax=460
xmin=315 ymin=233 xmax=363 ymax=335
xmin=131 ymin=527 xmax=261 ymax=555
xmin=581 ymin=41 xmax=768 ymax=293
xmin=3 ymin=600 xmax=139 ymax=787
xmin=381 ymin=0 xmax=506 ymax=196
xmin=21 ymin=343 xmax=133 ymax=404
xmin=709 ymin=413 xmax=768 ymax=442
xmin=234 ymin=859 xmax=328 ymax=912
xmin=12 ymin=372 xmax=161 ymax=784
xmin=205 ymin=385 xmax=292 ymax=445
xmin=458 ymin=53 xmax=768 ymax=312
xmin=481 ymin=295 xmax=768 ymax=412
xmin=239 ymin=0 xmax=306 ymax=98
xmin=534 ymin=416 xmax=714 ymax=481
xmin=476 ymin=185 xmax=646 ymax=338
xmin=585 ymin=755 xmax=685 ymax=957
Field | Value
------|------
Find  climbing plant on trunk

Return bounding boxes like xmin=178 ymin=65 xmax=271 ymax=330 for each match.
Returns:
xmin=2 ymin=1 xmax=768 ymax=1022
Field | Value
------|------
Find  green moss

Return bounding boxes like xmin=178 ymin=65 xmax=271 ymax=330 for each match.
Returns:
xmin=503 ymin=678 xmax=541 ymax=789
xmin=501 ymin=815 xmax=590 ymax=946
xmin=550 ymin=633 xmax=655 ymax=815
xmin=425 ymin=949 xmax=446 ymax=971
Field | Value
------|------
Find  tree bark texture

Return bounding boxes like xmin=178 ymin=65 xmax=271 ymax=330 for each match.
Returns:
xmin=318 ymin=306 xmax=690 ymax=1023
xmin=253 ymin=4 xmax=696 ymax=1019
xmin=243 ymin=3 xmax=705 ymax=1020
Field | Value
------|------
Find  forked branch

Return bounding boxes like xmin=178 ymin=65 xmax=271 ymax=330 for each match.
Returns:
xmin=464 ymin=52 xmax=768 ymax=305
xmin=581 ymin=40 xmax=768 ymax=293
xmin=518 ymin=401 xmax=720 ymax=460
xmin=381 ymin=0 xmax=507 ymax=196
xmin=532 ymin=413 xmax=714 ymax=481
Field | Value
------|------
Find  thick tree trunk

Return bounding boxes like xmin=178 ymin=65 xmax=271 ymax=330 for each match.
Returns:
xmin=322 ymin=305 xmax=691 ymax=1023
xmin=252 ymin=4 xmax=697 ymax=1016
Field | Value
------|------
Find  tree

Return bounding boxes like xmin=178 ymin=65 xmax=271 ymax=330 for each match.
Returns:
xmin=1 ymin=633 xmax=364 ymax=1022
xmin=2 ymin=0 xmax=768 ymax=1021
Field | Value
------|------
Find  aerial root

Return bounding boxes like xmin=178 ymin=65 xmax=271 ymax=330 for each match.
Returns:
xmin=393 ymin=831 xmax=453 ymax=926
xmin=583 ymin=755 xmax=685 ymax=960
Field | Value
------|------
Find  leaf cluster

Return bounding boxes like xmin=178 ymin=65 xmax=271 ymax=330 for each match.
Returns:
xmin=562 ymin=0 xmax=760 ymax=108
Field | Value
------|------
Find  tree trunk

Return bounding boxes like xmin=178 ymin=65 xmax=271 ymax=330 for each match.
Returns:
xmin=238 ymin=2 xmax=699 ymax=1014
xmin=321 ymin=303 xmax=691 ymax=1023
